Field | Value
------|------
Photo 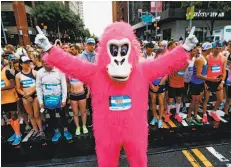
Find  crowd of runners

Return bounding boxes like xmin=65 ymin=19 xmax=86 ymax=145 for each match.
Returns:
xmin=1 ymin=37 xmax=231 ymax=146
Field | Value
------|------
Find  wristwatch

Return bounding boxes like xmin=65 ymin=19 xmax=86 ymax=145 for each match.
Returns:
xmin=221 ymin=81 xmax=225 ymax=84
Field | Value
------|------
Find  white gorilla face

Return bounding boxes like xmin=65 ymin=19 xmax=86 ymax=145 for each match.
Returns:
xmin=106 ymin=38 xmax=132 ymax=81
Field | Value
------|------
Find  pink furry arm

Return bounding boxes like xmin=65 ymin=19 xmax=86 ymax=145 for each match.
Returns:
xmin=43 ymin=46 xmax=97 ymax=85
xmin=140 ymin=46 xmax=189 ymax=83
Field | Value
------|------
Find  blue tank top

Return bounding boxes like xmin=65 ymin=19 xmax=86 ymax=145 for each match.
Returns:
xmin=191 ymin=56 xmax=208 ymax=84
xmin=152 ymin=77 xmax=162 ymax=85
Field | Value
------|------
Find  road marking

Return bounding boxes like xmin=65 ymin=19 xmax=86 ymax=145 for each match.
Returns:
xmin=182 ymin=150 xmax=201 ymax=167
xmin=164 ymin=114 xmax=177 ymax=128
xmin=22 ymin=129 xmax=34 ymax=142
xmin=206 ymin=147 xmax=229 ymax=162
xmin=181 ymin=120 xmax=189 ymax=126
xmin=192 ymin=149 xmax=214 ymax=167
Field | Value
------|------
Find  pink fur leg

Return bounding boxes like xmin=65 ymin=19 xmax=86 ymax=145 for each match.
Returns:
xmin=124 ymin=138 xmax=148 ymax=167
xmin=95 ymin=139 xmax=121 ymax=167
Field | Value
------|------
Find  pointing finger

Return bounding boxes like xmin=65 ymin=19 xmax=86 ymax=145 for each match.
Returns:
xmin=189 ymin=26 xmax=195 ymax=36
xmin=36 ymin=26 xmax=43 ymax=34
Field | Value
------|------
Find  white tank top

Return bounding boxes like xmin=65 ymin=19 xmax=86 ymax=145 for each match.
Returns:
xmin=20 ymin=71 xmax=36 ymax=88
xmin=184 ymin=57 xmax=195 ymax=83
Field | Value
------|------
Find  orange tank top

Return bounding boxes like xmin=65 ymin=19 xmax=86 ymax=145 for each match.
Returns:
xmin=169 ymin=67 xmax=187 ymax=88
xmin=1 ymin=68 xmax=18 ymax=104
xmin=207 ymin=55 xmax=223 ymax=78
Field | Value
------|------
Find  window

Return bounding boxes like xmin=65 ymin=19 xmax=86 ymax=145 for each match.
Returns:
xmin=226 ymin=29 xmax=231 ymax=32
xmin=1 ymin=12 xmax=16 ymax=26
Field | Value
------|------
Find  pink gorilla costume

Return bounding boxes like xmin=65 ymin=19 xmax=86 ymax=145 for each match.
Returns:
xmin=43 ymin=22 xmax=189 ymax=167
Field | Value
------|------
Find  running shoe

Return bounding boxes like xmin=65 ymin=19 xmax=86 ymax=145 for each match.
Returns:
xmin=185 ymin=117 xmax=193 ymax=126
xmin=36 ymin=131 xmax=46 ymax=140
xmin=75 ymin=127 xmax=81 ymax=136
xmin=82 ymin=126 xmax=88 ymax=134
xmin=174 ymin=114 xmax=182 ymax=123
xmin=218 ymin=102 xmax=225 ymax=110
xmin=64 ymin=131 xmax=72 ymax=140
xmin=52 ymin=131 xmax=61 ymax=142
xmin=202 ymin=115 xmax=208 ymax=123
xmin=224 ymin=114 xmax=230 ymax=121
xmin=164 ymin=112 xmax=172 ymax=122
xmin=12 ymin=135 xmax=22 ymax=145
xmin=31 ymin=131 xmax=39 ymax=140
xmin=158 ymin=120 xmax=163 ymax=128
xmin=25 ymin=125 xmax=32 ymax=133
xmin=210 ymin=112 xmax=220 ymax=122
xmin=150 ymin=117 xmax=158 ymax=125
xmin=7 ymin=133 xmax=16 ymax=142
xmin=193 ymin=116 xmax=203 ymax=126
xmin=182 ymin=106 xmax=187 ymax=113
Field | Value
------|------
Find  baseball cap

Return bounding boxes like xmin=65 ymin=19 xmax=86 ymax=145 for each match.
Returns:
xmin=8 ymin=54 xmax=17 ymax=61
xmin=202 ymin=42 xmax=212 ymax=51
xmin=86 ymin=38 xmax=95 ymax=44
xmin=20 ymin=56 xmax=32 ymax=63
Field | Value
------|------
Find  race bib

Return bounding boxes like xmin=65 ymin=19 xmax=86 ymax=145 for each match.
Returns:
xmin=211 ymin=65 xmax=221 ymax=73
xmin=188 ymin=67 xmax=193 ymax=72
xmin=44 ymin=95 xmax=62 ymax=109
xmin=70 ymin=79 xmax=81 ymax=84
xmin=1 ymin=80 xmax=5 ymax=88
xmin=109 ymin=95 xmax=131 ymax=111
xmin=45 ymin=83 xmax=59 ymax=91
xmin=226 ymin=79 xmax=231 ymax=86
xmin=21 ymin=79 xmax=35 ymax=88
xmin=177 ymin=71 xmax=185 ymax=76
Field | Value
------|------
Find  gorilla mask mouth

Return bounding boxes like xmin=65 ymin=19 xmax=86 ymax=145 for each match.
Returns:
xmin=106 ymin=38 xmax=132 ymax=82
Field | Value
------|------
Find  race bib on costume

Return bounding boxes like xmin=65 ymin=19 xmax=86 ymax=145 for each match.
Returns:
xmin=1 ymin=80 xmax=5 ymax=88
xmin=177 ymin=71 xmax=185 ymax=76
xmin=211 ymin=65 xmax=221 ymax=73
xmin=109 ymin=95 xmax=131 ymax=111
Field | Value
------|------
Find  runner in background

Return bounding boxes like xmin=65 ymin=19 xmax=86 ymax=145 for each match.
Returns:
xmin=16 ymin=56 xmax=45 ymax=140
xmin=36 ymin=60 xmax=72 ymax=142
xmin=13 ymin=59 xmax=32 ymax=133
xmin=2 ymin=65 xmax=21 ymax=145
xmin=182 ymin=48 xmax=197 ymax=113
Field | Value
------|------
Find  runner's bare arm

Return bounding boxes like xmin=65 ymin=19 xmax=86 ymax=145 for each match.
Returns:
xmin=15 ymin=73 xmax=26 ymax=96
xmin=221 ymin=57 xmax=227 ymax=82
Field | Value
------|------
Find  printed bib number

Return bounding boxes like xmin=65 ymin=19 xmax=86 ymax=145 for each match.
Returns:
xmin=44 ymin=95 xmax=62 ymax=109
xmin=177 ymin=71 xmax=185 ymax=76
xmin=70 ymin=79 xmax=81 ymax=84
xmin=109 ymin=95 xmax=131 ymax=111
xmin=45 ymin=83 xmax=59 ymax=91
xmin=152 ymin=77 xmax=162 ymax=85
xmin=22 ymin=79 xmax=35 ymax=87
xmin=1 ymin=80 xmax=5 ymax=88
xmin=226 ymin=79 xmax=231 ymax=86
xmin=188 ymin=67 xmax=193 ymax=72
xmin=211 ymin=65 xmax=221 ymax=73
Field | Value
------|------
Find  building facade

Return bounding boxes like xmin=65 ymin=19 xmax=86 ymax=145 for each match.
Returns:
xmin=132 ymin=1 xmax=231 ymax=42
xmin=64 ymin=1 xmax=84 ymax=22
xmin=159 ymin=1 xmax=231 ymax=42
xmin=1 ymin=1 xmax=37 ymax=46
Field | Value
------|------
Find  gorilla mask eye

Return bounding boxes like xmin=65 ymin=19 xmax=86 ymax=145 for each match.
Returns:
xmin=121 ymin=44 xmax=129 ymax=56
xmin=110 ymin=44 xmax=118 ymax=57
